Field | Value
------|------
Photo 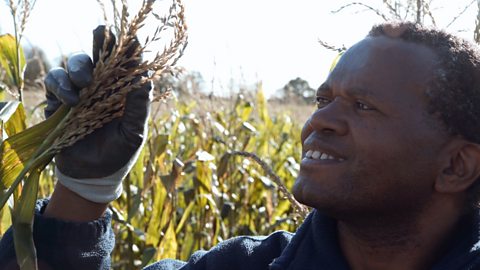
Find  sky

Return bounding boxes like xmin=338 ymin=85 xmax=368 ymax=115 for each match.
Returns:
xmin=0 ymin=0 xmax=478 ymax=97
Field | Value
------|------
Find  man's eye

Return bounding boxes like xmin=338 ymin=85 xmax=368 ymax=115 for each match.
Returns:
xmin=315 ymin=96 xmax=331 ymax=108
xmin=356 ymin=101 xmax=375 ymax=111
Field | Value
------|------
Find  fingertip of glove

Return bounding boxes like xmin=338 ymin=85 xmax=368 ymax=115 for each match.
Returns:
xmin=92 ymin=25 xmax=116 ymax=65
xmin=67 ymin=53 xmax=94 ymax=89
xmin=45 ymin=68 xmax=80 ymax=107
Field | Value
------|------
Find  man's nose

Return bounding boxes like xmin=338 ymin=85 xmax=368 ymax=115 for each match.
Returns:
xmin=304 ymin=100 xmax=349 ymax=137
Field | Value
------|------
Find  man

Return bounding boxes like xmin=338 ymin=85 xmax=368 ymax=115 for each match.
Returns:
xmin=1 ymin=21 xmax=480 ymax=269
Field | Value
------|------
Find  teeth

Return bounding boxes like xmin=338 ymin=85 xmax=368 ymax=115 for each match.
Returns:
xmin=304 ymin=150 xmax=345 ymax=161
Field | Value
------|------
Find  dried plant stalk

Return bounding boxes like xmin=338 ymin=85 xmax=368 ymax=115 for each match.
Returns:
xmin=230 ymin=151 xmax=310 ymax=219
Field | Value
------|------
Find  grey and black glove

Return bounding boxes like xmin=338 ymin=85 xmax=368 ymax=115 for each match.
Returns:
xmin=44 ymin=26 xmax=152 ymax=203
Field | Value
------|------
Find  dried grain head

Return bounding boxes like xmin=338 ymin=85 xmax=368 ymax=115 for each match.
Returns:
xmin=51 ymin=0 xmax=188 ymax=152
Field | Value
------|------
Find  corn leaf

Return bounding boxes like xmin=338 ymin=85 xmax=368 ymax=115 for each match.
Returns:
xmin=0 ymin=203 xmax=11 ymax=235
xmin=0 ymin=101 xmax=27 ymax=137
xmin=156 ymin=221 xmax=177 ymax=260
xmin=0 ymin=34 xmax=26 ymax=88
xmin=256 ymin=86 xmax=271 ymax=127
xmin=146 ymin=177 xmax=168 ymax=246
xmin=12 ymin=168 xmax=41 ymax=270
xmin=140 ymin=247 xmax=157 ymax=268
xmin=0 ymin=105 xmax=68 ymax=191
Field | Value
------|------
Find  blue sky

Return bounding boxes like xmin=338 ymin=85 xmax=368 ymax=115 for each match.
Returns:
xmin=0 ymin=0 xmax=478 ymax=96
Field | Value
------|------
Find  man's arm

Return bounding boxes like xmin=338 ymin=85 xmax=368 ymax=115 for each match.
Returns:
xmin=0 ymin=197 xmax=115 ymax=270
xmin=44 ymin=182 xmax=108 ymax=222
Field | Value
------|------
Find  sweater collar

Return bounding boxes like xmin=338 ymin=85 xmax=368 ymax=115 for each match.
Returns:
xmin=270 ymin=209 xmax=480 ymax=270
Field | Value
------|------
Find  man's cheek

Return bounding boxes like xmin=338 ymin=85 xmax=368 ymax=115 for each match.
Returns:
xmin=300 ymin=120 xmax=313 ymax=144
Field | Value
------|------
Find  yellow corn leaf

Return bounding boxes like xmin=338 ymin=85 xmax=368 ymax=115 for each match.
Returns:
xmin=0 ymin=34 xmax=26 ymax=88
xmin=156 ymin=221 xmax=177 ymax=260
xmin=0 ymin=101 xmax=27 ymax=137
xmin=256 ymin=84 xmax=272 ymax=127
xmin=146 ymin=178 xmax=168 ymax=246
xmin=0 ymin=203 xmax=11 ymax=235
xmin=175 ymin=201 xmax=195 ymax=234
xmin=0 ymin=105 xmax=68 ymax=191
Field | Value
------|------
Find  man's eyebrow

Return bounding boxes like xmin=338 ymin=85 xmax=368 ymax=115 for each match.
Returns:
xmin=316 ymin=84 xmax=375 ymax=99
xmin=316 ymin=83 xmax=330 ymax=94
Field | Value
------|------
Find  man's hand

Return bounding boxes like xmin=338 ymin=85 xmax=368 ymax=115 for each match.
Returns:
xmin=43 ymin=26 xmax=152 ymax=221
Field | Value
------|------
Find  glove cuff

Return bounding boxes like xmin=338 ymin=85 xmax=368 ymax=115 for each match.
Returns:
xmin=56 ymin=134 xmax=146 ymax=204
xmin=56 ymin=115 xmax=149 ymax=204
xmin=56 ymin=167 xmax=125 ymax=204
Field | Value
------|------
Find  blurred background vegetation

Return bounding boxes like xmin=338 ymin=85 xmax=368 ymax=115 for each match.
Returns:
xmin=2 ymin=0 xmax=480 ymax=269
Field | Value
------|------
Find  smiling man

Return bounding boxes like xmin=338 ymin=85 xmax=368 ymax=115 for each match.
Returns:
xmin=292 ymin=22 xmax=480 ymax=270
xmin=2 ymin=22 xmax=480 ymax=270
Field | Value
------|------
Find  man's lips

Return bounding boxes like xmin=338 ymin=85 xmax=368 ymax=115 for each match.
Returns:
xmin=302 ymin=139 xmax=347 ymax=162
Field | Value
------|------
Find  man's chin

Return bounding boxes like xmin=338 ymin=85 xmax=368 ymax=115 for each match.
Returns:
xmin=291 ymin=178 xmax=307 ymax=204
xmin=291 ymin=178 xmax=324 ymax=209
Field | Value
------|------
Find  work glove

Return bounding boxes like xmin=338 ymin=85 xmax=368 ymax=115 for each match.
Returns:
xmin=44 ymin=25 xmax=152 ymax=203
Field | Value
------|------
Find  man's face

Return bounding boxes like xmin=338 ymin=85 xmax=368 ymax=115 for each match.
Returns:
xmin=292 ymin=36 xmax=452 ymax=220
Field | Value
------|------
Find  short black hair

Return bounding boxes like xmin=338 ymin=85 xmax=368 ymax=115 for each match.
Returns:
xmin=368 ymin=22 xmax=480 ymax=206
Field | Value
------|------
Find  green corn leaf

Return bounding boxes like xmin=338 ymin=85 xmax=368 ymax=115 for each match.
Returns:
xmin=0 ymin=34 xmax=26 ymax=88
xmin=129 ymin=144 xmax=145 ymax=188
xmin=12 ymin=168 xmax=41 ymax=270
xmin=0 ymin=105 xmax=68 ymax=190
xmin=154 ymin=134 xmax=169 ymax=157
xmin=140 ymin=247 xmax=157 ymax=268
xmin=216 ymin=153 xmax=231 ymax=179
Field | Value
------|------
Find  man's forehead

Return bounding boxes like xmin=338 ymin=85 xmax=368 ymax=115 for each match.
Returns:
xmin=327 ymin=36 xmax=438 ymax=88
xmin=318 ymin=36 xmax=440 ymax=109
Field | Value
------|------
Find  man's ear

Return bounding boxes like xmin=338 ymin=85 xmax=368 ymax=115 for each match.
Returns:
xmin=435 ymin=141 xmax=480 ymax=193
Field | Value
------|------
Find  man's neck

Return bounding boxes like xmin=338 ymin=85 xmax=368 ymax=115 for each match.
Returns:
xmin=336 ymin=197 xmax=467 ymax=270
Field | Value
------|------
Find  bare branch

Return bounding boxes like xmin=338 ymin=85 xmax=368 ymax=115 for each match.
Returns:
xmin=474 ymin=0 xmax=480 ymax=43
xmin=423 ymin=0 xmax=436 ymax=27
xmin=318 ymin=39 xmax=346 ymax=52
xmin=331 ymin=2 xmax=389 ymax=22
xmin=230 ymin=151 xmax=310 ymax=219
xmin=416 ymin=0 xmax=422 ymax=24
xmin=446 ymin=0 xmax=476 ymax=29
xmin=383 ymin=0 xmax=401 ymax=19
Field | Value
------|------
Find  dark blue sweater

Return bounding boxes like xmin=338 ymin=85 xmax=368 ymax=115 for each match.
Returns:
xmin=1 ymin=199 xmax=480 ymax=269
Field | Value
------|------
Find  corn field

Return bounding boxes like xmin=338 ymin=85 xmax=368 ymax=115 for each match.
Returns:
xmin=0 ymin=88 xmax=311 ymax=269
xmin=0 ymin=0 xmax=316 ymax=268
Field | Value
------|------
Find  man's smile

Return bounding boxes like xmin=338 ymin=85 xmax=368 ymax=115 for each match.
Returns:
xmin=303 ymin=150 xmax=345 ymax=161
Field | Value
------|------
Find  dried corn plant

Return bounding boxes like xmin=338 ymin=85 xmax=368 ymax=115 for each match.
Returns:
xmin=0 ymin=0 xmax=188 ymax=269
